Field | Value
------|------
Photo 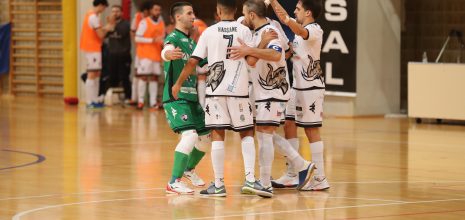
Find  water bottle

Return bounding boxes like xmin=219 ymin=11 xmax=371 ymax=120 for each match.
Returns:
xmin=422 ymin=51 xmax=428 ymax=63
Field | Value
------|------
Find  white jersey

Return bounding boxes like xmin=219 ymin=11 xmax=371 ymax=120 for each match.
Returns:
xmin=237 ymin=16 xmax=290 ymax=51
xmin=292 ymin=22 xmax=324 ymax=90
xmin=192 ymin=20 xmax=253 ymax=97
xmin=250 ymin=23 xmax=290 ymax=102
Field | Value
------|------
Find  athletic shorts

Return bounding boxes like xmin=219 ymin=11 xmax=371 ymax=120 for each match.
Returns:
xmin=255 ymin=101 xmax=286 ymax=126
xmin=137 ymin=59 xmax=161 ymax=76
xmin=294 ymin=89 xmax=324 ymax=128
xmin=204 ymin=96 xmax=254 ymax=132
xmin=163 ymin=100 xmax=210 ymax=135
xmin=84 ymin=52 xmax=102 ymax=71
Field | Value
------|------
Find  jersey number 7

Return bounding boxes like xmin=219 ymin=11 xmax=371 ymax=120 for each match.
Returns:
xmin=223 ymin=34 xmax=233 ymax=59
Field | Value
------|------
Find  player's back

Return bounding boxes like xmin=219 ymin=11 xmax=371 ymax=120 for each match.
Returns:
xmin=193 ymin=20 xmax=253 ymax=97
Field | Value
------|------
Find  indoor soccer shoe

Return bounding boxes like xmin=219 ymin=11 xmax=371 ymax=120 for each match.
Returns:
xmin=200 ymin=182 xmax=226 ymax=197
xmin=271 ymin=173 xmax=298 ymax=188
xmin=166 ymin=179 xmax=194 ymax=195
xmin=183 ymin=170 xmax=206 ymax=187
xmin=301 ymin=176 xmax=330 ymax=191
xmin=296 ymin=162 xmax=316 ymax=190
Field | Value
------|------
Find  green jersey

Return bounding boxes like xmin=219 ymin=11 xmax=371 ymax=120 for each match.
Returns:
xmin=163 ymin=29 xmax=206 ymax=103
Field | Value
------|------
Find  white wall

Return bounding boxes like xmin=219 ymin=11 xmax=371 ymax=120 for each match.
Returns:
xmin=324 ymin=0 xmax=401 ymax=116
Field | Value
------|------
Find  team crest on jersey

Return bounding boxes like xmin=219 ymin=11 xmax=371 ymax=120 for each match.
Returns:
xmin=302 ymin=55 xmax=323 ymax=82
xmin=206 ymin=61 xmax=226 ymax=92
xmin=258 ymin=64 xmax=289 ymax=94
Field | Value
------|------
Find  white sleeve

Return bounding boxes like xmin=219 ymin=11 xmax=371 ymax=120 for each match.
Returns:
xmin=135 ymin=20 xmax=153 ymax=43
xmin=88 ymin=14 xmax=101 ymax=29
xmin=161 ymin=44 xmax=175 ymax=61
xmin=130 ymin=17 xmax=138 ymax=31
xmin=192 ymin=30 xmax=208 ymax=59
xmin=243 ymin=28 xmax=255 ymax=48
xmin=267 ymin=39 xmax=284 ymax=53
xmin=271 ymin=20 xmax=290 ymax=51
xmin=305 ymin=25 xmax=323 ymax=42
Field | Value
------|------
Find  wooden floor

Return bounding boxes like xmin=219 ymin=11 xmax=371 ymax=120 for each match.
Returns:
xmin=1 ymin=97 xmax=465 ymax=220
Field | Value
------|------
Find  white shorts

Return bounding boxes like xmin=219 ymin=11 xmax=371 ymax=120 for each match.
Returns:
xmin=248 ymin=83 xmax=257 ymax=118
xmin=137 ymin=59 xmax=161 ymax=76
xmin=85 ymin=52 xmax=102 ymax=71
xmin=255 ymin=101 xmax=286 ymax=126
xmin=294 ymin=89 xmax=324 ymax=128
xmin=134 ymin=56 xmax=140 ymax=70
xmin=285 ymin=88 xmax=296 ymax=121
xmin=205 ymin=97 xmax=254 ymax=132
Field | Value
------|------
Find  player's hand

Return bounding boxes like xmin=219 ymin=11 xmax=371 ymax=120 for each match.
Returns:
xmin=228 ymin=38 xmax=250 ymax=60
xmin=261 ymin=29 xmax=278 ymax=46
xmin=166 ymin=47 xmax=183 ymax=60
xmin=172 ymin=83 xmax=181 ymax=100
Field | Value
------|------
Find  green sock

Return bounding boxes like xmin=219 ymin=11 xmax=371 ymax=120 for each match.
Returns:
xmin=186 ymin=147 xmax=206 ymax=171
xmin=170 ymin=151 xmax=189 ymax=184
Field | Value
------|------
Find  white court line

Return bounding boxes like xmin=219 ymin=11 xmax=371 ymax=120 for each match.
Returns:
xmin=11 ymin=196 xmax=465 ymax=220
xmin=3 ymin=180 xmax=465 ymax=201
xmin=182 ymin=198 xmax=465 ymax=220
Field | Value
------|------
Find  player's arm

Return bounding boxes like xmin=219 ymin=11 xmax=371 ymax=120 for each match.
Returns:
xmin=134 ymin=20 xmax=153 ymax=44
xmin=269 ymin=0 xmax=309 ymax=39
xmin=229 ymin=30 xmax=281 ymax=63
xmin=161 ymin=43 xmax=183 ymax=61
xmin=172 ymin=58 xmax=199 ymax=99
xmin=93 ymin=14 xmax=115 ymax=39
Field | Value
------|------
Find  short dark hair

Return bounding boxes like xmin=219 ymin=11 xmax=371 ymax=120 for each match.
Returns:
xmin=300 ymin=0 xmax=322 ymax=19
xmin=111 ymin=5 xmax=122 ymax=10
xmin=170 ymin=2 xmax=192 ymax=18
xmin=139 ymin=0 xmax=153 ymax=12
xmin=244 ymin=0 xmax=266 ymax=18
xmin=217 ymin=0 xmax=237 ymax=12
xmin=93 ymin=0 xmax=109 ymax=7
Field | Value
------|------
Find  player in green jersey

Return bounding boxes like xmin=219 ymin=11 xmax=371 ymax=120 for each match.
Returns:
xmin=162 ymin=2 xmax=210 ymax=195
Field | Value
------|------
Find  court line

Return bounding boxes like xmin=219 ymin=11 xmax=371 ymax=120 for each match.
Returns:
xmin=182 ymin=198 xmax=465 ymax=220
xmin=3 ymin=180 xmax=465 ymax=201
xmin=0 ymin=149 xmax=46 ymax=171
xmin=11 ymin=196 xmax=465 ymax=220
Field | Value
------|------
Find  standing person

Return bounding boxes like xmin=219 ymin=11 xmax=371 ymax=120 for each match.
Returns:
xmin=269 ymin=0 xmax=330 ymax=191
xmin=135 ymin=2 xmax=165 ymax=110
xmin=106 ymin=5 xmax=131 ymax=101
xmin=173 ymin=0 xmax=259 ymax=197
xmin=162 ymin=2 xmax=211 ymax=195
xmin=228 ymin=0 xmax=316 ymax=197
xmin=129 ymin=1 xmax=152 ymax=106
xmin=80 ymin=0 xmax=115 ymax=108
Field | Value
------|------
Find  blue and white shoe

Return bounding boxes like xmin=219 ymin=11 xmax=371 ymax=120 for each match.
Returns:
xmin=296 ymin=162 xmax=316 ymax=190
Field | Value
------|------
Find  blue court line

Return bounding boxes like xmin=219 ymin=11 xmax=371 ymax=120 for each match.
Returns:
xmin=0 ymin=149 xmax=46 ymax=171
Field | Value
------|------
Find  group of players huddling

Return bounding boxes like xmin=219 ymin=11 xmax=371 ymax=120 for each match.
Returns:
xmin=157 ymin=0 xmax=330 ymax=198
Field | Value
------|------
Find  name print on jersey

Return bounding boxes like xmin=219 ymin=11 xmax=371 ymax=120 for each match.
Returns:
xmin=258 ymin=63 xmax=289 ymax=94
xmin=206 ymin=61 xmax=226 ymax=92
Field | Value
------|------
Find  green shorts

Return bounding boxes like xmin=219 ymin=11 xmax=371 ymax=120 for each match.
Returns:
xmin=163 ymin=100 xmax=210 ymax=135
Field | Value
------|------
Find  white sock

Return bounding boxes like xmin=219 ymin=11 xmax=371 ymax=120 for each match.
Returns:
xmin=310 ymin=141 xmax=325 ymax=177
xmin=138 ymin=79 xmax=146 ymax=104
xmin=94 ymin=77 xmax=101 ymax=103
xmin=131 ymin=77 xmax=138 ymax=101
xmin=85 ymin=78 xmax=95 ymax=105
xmin=149 ymin=81 xmax=158 ymax=107
xmin=287 ymin=138 xmax=299 ymax=175
xmin=241 ymin=136 xmax=255 ymax=182
xmin=257 ymin=132 xmax=274 ymax=187
xmin=211 ymin=141 xmax=225 ymax=187
xmin=273 ymin=134 xmax=305 ymax=174
xmin=197 ymin=80 xmax=206 ymax=109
